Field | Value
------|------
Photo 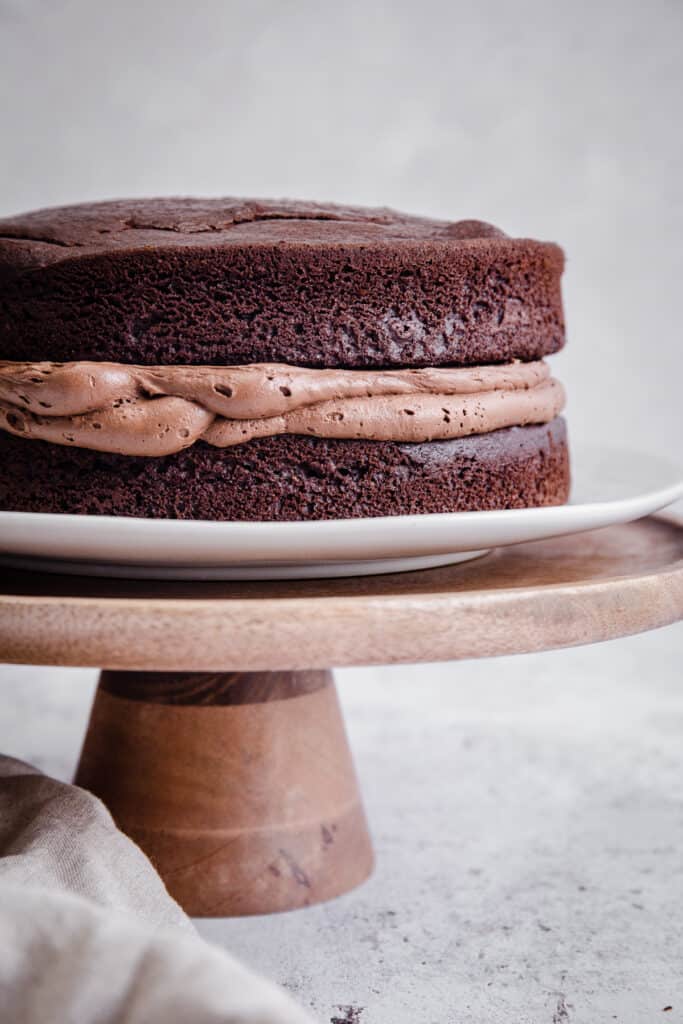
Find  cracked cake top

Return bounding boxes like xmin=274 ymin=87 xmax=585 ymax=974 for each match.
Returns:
xmin=0 ymin=197 xmax=565 ymax=369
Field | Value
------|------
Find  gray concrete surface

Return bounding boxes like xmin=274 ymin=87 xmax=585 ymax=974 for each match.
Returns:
xmin=2 ymin=623 xmax=682 ymax=1023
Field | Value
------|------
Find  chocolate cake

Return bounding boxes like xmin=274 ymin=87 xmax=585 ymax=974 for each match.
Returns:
xmin=0 ymin=198 xmax=569 ymax=520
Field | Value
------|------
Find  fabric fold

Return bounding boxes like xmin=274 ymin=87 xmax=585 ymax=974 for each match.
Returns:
xmin=0 ymin=755 xmax=313 ymax=1024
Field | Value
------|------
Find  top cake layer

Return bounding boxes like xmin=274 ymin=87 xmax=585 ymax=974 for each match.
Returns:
xmin=0 ymin=198 xmax=565 ymax=368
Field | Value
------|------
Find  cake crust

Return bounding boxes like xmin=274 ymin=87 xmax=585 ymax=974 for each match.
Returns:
xmin=0 ymin=419 xmax=569 ymax=521
xmin=0 ymin=198 xmax=565 ymax=369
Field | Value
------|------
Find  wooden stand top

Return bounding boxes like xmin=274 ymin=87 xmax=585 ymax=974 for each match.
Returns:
xmin=1 ymin=516 xmax=681 ymax=671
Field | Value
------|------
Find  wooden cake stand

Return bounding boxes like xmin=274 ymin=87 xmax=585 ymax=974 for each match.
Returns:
xmin=1 ymin=515 xmax=681 ymax=917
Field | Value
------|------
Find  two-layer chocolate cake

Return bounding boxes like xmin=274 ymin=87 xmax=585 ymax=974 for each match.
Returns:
xmin=0 ymin=198 xmax=569 ymax=519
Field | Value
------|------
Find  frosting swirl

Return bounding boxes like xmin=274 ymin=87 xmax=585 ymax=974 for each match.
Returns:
xmin=0 ymin=359 xmax=564 ymax=456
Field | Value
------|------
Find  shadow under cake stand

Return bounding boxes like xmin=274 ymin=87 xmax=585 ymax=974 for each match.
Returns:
xmin=1 ymin=515 xmax=681 ymax=917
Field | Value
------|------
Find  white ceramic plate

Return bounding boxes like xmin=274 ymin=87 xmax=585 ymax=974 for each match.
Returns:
xmin=0 ymin=445 xmax=681 ymax=580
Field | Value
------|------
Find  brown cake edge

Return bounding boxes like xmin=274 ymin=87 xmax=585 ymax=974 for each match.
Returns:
xmin=0 ymin=418 xmax=569 ymax=520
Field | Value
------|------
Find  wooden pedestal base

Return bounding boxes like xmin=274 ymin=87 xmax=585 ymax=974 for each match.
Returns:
xmin=74 ymin=670 xmax=374 ymax=916
xmin=5 ymin=521 xmax=678 ymax=916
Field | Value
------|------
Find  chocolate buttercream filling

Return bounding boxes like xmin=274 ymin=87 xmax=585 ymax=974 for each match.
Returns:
xmin=0 ymin=359 xmax=565 ymax=456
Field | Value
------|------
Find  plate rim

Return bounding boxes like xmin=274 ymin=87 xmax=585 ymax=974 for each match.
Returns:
xmin=0 ymin=470 xmax=681 ymax=534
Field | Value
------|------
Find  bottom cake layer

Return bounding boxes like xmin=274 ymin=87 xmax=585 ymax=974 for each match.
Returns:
xmin=0 ymin=418 xmax=569 ymax=520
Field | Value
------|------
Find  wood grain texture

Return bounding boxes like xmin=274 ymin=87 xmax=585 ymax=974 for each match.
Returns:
xmin=1 ymin=517 xmax=682 ymax=670
xmin=98 ymin=669 xmax=329 ymax=704
xmin=75 ymin=670 xmax=373 ymax=916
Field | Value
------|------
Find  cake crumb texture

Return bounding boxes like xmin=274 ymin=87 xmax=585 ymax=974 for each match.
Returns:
xmin=0 ymin=419 xmax=569 ymax=520
xmin=0 ymin=198 xmax=565 ymax=368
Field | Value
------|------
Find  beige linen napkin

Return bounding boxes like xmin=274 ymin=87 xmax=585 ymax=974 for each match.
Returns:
xmin=0 ymin=755 xmax=313 ymax=1024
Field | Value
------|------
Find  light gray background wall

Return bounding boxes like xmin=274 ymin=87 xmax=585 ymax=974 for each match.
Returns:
xmin=1 ymin=3 xmax=682 ymax=1023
